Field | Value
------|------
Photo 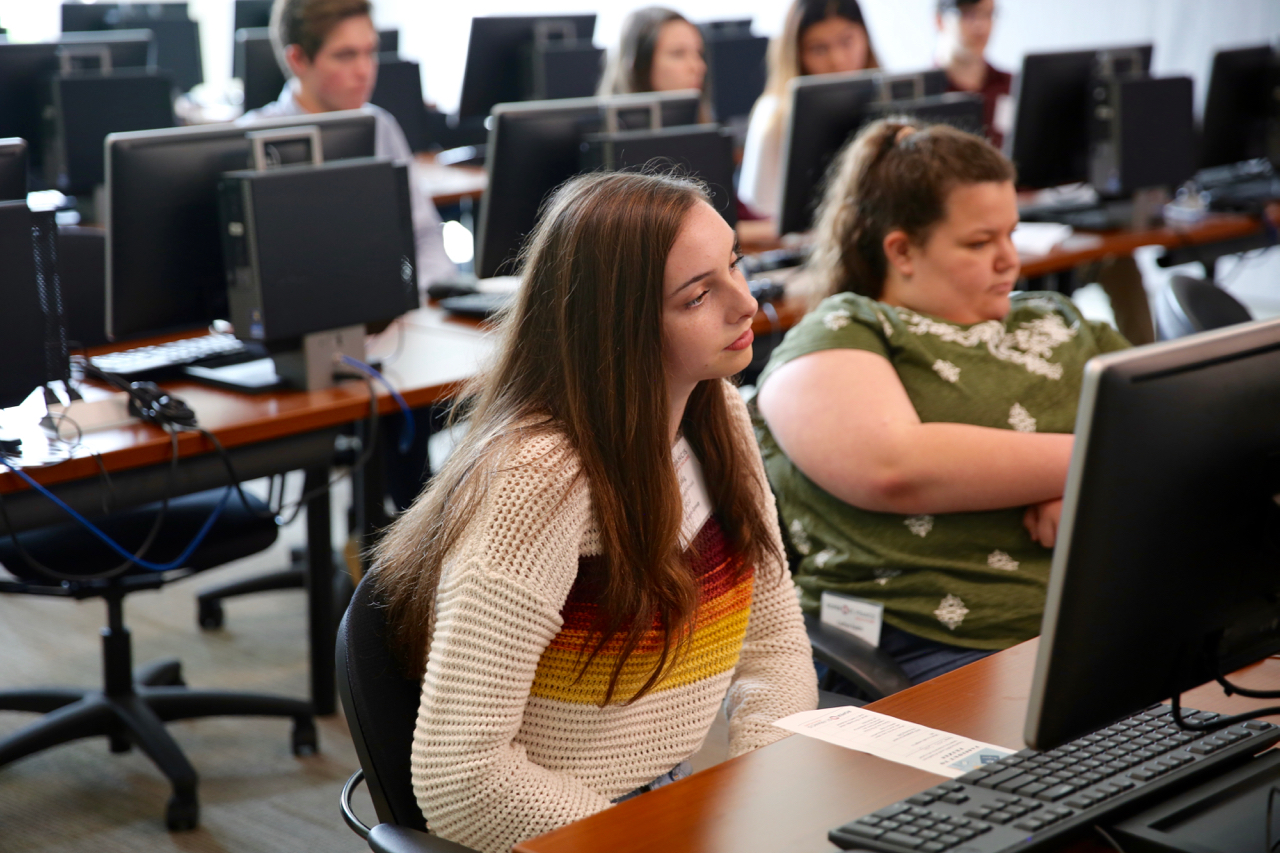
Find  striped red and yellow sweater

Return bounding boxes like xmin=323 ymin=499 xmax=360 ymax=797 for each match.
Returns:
xmin=408 ymin=381 xmax=817 ymax=853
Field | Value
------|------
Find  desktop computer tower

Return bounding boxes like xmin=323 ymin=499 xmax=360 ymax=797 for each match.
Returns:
xmin=1088 ymin=74 xmax=1194 ymax=197
xmin=217 ymin=158 xmax=417 ymax=345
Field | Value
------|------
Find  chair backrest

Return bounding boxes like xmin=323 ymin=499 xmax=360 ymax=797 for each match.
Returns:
xmin=1154 ymin=274 xmax=1252 ymax=340
xmin=337 ymin=573 xmax=430 ymax=832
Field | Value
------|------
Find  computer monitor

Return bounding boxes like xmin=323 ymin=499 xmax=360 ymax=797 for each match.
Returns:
xmin=580 ymin=124 xmax=738 ymax=227
xmin=105 ymin=111 xmax=377 ymax=341
xmin=1007 ymin=44 xmax=1153 ymax=189
xmin=370 ymin=58 xmax=429 ymax=152
xmin=0 ymin=139 xmax=28 ymax=201
xmin=61 ymin=2 xmax=189 ymax=32
xmin=862 ymin=92 xmax=985 ymax=137
xmin=233 ymin=0 xmax=273 ymax=31
xmin=457 ymin=15 xmax=597 ymax=119
xmin=475 ymin=90 xmax=701 ymax=279
xmin=134 ymin=16 xmax=202 ymax=93
xmin=47 ymin=70 xmax=175 ymax=195
xmin=1026 ymin=317 xmax=1280 ymax=751
xmin=531 ymin=42 xmax=604 ymax=101
xmin=777 ymin=68 xmax=948 ymax=235
xmin=0 ymin=32 xmax=154 ymax=181
xmin=378 ymin=29 xmax=398 ymax=56
xmin=1200 ymin=44 xmax=1277 ymax=169
xmin=0 ymin=202 xmax=58 ymax=409
xmin=704 ymin=33 xmax=768 ymax=123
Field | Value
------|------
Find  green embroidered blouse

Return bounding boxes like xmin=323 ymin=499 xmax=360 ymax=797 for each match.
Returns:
xmin=754 ymin=291 xmax=1130 ymax=650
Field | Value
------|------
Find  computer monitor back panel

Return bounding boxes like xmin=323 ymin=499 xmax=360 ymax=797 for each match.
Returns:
xmin=1026 ymin=319 xmax=1280 ymax=751
xmin=236 ymin=28 xmax=284 ymax=111
xmin=863 ymin=92 xmax=985 ymax=138
xmin=778 ymin=69 xmax=879 ymax=235
xmin=106 ymin=112 xmax=376 ymax=341
xmin=705 ymin=34 xmax=768 ymax=123
xmin=458 ymin=15 xmax=596 ymax=118
xmin=581 ymin=125 xmax=738 ymax=227
xmin=1008 ymin=44 xmax=1153 ymax=189
xmin=233 ymin=0 xmax=272 ymax=31
xmin=0 ymin=138 xmax=28 ymax=201
xmin=49 ymin=70 xmax=175 ymax=194
xmin=1200 ymin=45 xmax=1276 ymax=169
xmin=370 ymin=59 xmax=429 ymax=152
xmin=0 ymin=201 xmax=51 ymax=409
xmin=475 ymin=91 xmax=701 ymax=279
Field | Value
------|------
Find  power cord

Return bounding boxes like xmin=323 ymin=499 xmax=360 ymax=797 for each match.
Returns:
xmin=336 ymin=354 xmax=414 ymax=453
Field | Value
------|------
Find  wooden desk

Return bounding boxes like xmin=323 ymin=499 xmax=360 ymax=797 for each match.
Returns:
xmin=515 ymin=640 xmax=1280 ymax=853
xmin=0 ymin=308 xmax=490 ymax=714
xmin=413 ymin=154 xmax=487 ymax=208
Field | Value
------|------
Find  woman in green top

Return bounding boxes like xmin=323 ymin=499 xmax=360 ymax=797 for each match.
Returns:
xmin=754 ymin=118 xmax=1130 ymax=687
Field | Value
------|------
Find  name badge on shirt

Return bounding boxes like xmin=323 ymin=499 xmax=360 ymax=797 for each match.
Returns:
xmin=820 ymin=591 xmax=884 ymax=648
xmin=673 ymin=437 xmax=712 ymax=549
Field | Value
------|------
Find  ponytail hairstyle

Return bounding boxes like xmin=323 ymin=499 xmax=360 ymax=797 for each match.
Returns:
xmin=372 ymin=170 xmax=781 ymax=704
xmin=807 ymin=117 xmax=1015 ymax=305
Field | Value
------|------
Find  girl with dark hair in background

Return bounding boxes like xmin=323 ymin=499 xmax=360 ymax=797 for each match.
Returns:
xmin=599 ymin=6 xmax=708 ymax=111
xmin=755 ymin=119 xmax=1130 ymax=690
xmin=739 ymin=0 xmax=880 ymax=224
xmin=372 ymin=170 xmax=816 ymax=853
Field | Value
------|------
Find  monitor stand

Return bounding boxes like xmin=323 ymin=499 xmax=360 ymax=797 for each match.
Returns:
xmin=270 ymin=324 xmax=365 ymax=391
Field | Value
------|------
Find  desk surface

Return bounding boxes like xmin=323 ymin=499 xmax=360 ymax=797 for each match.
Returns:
xmin=0 ymin=307 xmax=490 ymax=495
xmin=515 ymin=640 xmax=1280 ymax=853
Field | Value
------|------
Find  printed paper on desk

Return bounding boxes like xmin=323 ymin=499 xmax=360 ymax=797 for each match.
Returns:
xmin=673 ymin=437 xmax=712 ymax=549
xmin=772 ymin=706 xmax=1013 ymax=778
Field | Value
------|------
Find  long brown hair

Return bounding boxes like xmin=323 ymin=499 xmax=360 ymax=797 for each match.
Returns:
xmin=373 ymin=170 xmax=780 ymax=704
xmin=758 ymin=0 xmax=881 ymax=137
xmin=598 ymin=7 xmax=711 ymax=122
xmin=807 ymin=117 xmax=1015 ymax=305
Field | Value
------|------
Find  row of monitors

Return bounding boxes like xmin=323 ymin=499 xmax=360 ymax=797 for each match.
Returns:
xmin=60 ymin=2 xmax=204 ymax=93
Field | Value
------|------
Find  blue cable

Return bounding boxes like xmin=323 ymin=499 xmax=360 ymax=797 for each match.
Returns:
xmin=0 ymin=457 xmax=232 ymax=572
xmin=338 ymin=354 xmax=415 ymax=453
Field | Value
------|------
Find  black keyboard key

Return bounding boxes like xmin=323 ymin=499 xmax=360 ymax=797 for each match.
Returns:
xmin=1015 ymin=782 xmax=1048 ymax=797
xmin=936 ymin=834 xmax=961 ymax=846
xmin=1014 ymin=818 xmax=1047 ymax=832
xmin=874 ymin=804 xmax=911 ymax=819
xmin=880 ymin=831 xmax=925 ymax=848
xmin=940 ymin=792 xmax=969 ymax=805
xmin=1035 ymin=784 xmax=1078 ymax=802
xmin=1244 ymin=720 xmax=1274 ymax=731
xmin=843 ymin=823 xmax=885 ymax=840
xmin=977 ymin=767 xmax=1029 ymax=789
xmin=906 ymin=794 xmax=936 ymax=806
xmin=986 ymin=811 xmax=1016 ymax=825
xmin=995 ymin=774 xmax=1039 ymax=793
xmin=963 ymin=809 xmax=992 ymax=821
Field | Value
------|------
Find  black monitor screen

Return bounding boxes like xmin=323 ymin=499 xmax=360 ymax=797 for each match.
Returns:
xmin=233 ymin=0 xmax=273 ymax=31
xmin=0 ymin=138 xmax=28 ymax=201
xmin=106 ymin=112 xmax=376 ymax=341
xmin=458 ymin=15 xmax=596 ymax=118
xmin=475 ymin=91 xmax=700 ymax=279
xmin=1008 ymin=44 xmax=1153 ymax=189
xmin=705 ymin=34 xmax=768 ymax=123
xmin=581 ymin=125 xmax=738 ymax=227
xmin=370 ymin=58 xmax=429 ymax=152
xmin=0 ymin=202 xmax=51 ymax=409
xmin=778 ymin=68 xmax=949 ymax=234
xmin=1026 ymin=319 xmax=1280 ymax=750
xmin=0 ymin=33 xmax=152 ymax=178
xmin=1200 ymin=45 xmax=1276 ymax=169
xmin=51 ymin=70 xmax=175 ymax=194
xmin=237 ymin=28 xmax=283 ymax=110
xmin=61 ymin=2 xmax=118 ymax=32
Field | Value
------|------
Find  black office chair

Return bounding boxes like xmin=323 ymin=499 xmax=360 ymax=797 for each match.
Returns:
xmin=337 ymin=573 xmax=476 ymax=853
xmin=0 ymin=488 xmax=317 ymax=831
xmin=1153 ymin=274 xmax=1252 ymax=340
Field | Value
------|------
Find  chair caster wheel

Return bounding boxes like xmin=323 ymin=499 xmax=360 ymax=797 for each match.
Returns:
xmin=165 ymin=795 xmax=200 ymax=831
xmin=197 ymin=600 xmax=224 ymax=630
xmin=292 ymin=718 xmax=318 ymax=756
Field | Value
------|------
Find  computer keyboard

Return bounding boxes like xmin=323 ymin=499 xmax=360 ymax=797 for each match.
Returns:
xmin=739 ymin=246 xmax=808 ymax=276
xmin=1018 ymin=198 xmax=1135 ymax=232
xmin=89 ymin=333 xmax=261 ymax=380
xmin=828 ymin=704 xmax=1280 ymax=853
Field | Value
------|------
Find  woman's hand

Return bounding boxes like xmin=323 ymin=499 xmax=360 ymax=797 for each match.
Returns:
xmin=1023 ymin=498 xmax=1064 ymax=548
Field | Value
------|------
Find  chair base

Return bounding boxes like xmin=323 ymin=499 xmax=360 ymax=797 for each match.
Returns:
xmin=0 ymin=658 xmax=316 ymax=832
xmin=196 ymin=548 xmax=351 ymax=630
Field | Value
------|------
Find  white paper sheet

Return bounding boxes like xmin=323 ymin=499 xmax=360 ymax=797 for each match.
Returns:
xmin=773 ymin=706 xmax=1014 ymax=778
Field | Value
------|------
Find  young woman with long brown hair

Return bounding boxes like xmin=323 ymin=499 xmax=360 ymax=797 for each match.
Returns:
xmin=372 ymin=171 xmax=816 ymax=853
xmin=598 ymin=6 xmax=707 ymax=99
xmin=755 ymin=119 xmax=1129 ymax=690
xmin=738 ymin=0 xmax=881 ymax=222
